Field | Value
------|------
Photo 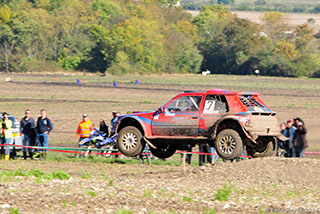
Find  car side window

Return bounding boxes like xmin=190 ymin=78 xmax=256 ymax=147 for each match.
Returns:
xmin=203 ymin=95 xmax=229 ymax=113
xmin=166 ymin=96 xmax=202 ymax=112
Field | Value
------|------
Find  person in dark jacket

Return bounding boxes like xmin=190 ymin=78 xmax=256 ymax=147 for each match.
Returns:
xmin=293 ymin=120 xmax=308 ymax=158
xmin=36 ymin=109 xmax=53 ymax=159
xmin=293 ymin=117 xmax=305 ymax=128
xmin=20 ymin=109 xmax=36 ymax=159
xmin=99 ymin=119 xmax=109 ymax=136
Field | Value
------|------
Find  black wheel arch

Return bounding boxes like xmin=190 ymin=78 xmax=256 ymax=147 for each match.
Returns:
xmin=211 ymin=118 xmax=245 ymax=140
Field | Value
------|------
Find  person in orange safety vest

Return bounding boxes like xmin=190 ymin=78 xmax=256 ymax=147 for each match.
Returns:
xmin=75 ymin=113 xmax=93 ymax=142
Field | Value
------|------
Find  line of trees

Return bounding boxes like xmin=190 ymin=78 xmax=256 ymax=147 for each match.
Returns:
xmin=0 ymin=1 xmax=320 ymax=77
xmin=182 ymin=0 xmax=320 ymax=14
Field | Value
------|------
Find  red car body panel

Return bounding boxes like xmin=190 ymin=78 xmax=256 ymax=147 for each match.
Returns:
xmin=116 ymin=89 xmax=279 ymax=141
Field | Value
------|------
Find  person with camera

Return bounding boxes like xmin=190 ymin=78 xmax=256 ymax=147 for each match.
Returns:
xmin=0 ymin=112 xmax=13 ymax=160
xmin=20 ymin=109 xmax=36 ymax=160
xmin=293 ymin=119 xmax=308 ymax=158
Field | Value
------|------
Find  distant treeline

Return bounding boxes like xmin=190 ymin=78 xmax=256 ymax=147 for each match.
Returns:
xmin=182 ymin=0 xmax=320 ymax=14
xmin=0 ymin=0 xmax=320 ymax=77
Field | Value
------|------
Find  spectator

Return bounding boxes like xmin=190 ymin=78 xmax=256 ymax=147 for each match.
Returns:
xmin=283 ymin=120 xmax=296 ymax=157
xmin=199 ymin=143 xmax=212 ymax=166
xmin=110 ymin=111 xmax=120 ymax=136
xmin=280 ymin=123 xmax=286 ymax=134
xmin=293 ymin=120 xmax=308 ymax=158
xmin=36 ymin=109 xmax=53 ymax=159
xmin=293 ymin=117 xmax=304 ymax=128
xmin=210 ymin=147 xmax=219 ymax=163
xmin=99 ymin=119 xmax=109 ymax=136
xmin=181 ymin=143 xmax=193 ymax=165
xmin=185 ymin=144 xmax=193 ymax=165
xmin=277 ymin=122 xmax=287 ymax=156
xmin=76 ymin=113 xmax=93 ymax=142
xmin=0 ymin=112 xmax=12 ymax=160
xmin=20 ymin=109 xmax=36 ymax=160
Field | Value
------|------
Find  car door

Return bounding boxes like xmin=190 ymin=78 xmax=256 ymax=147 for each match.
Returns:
xmin=151 ymin=95 xmax=202 ymax=137
xmin=199 ymin=94 xmax=229 ymax=133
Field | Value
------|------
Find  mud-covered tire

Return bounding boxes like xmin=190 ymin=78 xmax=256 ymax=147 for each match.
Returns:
xmin=248 ymin=140 xmax=273 ymax=158
xmin=150 ymin=144 xmax=176 ymax=159
xmin=214 ymin=129 xmax=243 ymax=160
xmin=117 ymin=126 xmax=143 ymax=157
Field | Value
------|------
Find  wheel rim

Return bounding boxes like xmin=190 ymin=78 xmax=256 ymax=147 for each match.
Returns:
xmin=120 ymin=132 xmax=138 ymax=151
xmin=219 ymin=135 xmax=236 ymax=155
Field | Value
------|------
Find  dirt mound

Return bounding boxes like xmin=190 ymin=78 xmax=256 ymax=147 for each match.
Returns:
xmin=0 ymin=157 xmax=319 ymax=213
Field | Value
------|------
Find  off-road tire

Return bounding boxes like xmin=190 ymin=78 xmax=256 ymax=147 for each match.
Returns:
xmin=150 ymin=144 xmax=176 ymax=159
xmin=117 ymin=126 xmax=143 ymax=157
xmin=214 ymin=129 xmax=243 ymax=160
xmin=248 ymin=140 xmax=273 ymax=158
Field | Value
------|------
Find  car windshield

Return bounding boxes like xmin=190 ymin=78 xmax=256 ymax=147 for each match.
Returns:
xmin=166 ymin=96 xmax=202 ymax=112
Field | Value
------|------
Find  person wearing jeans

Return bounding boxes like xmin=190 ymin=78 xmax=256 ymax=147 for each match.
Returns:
xmin=0 ymin=112 xmax=13 ymax=160
xmin=20 ymin=109 xmax=36 ymax=159
xmin=36 ymin=109 xmax=53 ymax=159
xmin=210 ymin=147 xmax=219 ymax=163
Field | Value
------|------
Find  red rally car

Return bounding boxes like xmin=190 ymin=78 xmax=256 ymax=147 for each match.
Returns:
xmin=115 ymin=89 xmax=284 ymax=160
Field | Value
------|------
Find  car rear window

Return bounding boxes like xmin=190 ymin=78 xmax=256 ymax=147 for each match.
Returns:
xmin=239 ymin=96 xmax=270 ymax=112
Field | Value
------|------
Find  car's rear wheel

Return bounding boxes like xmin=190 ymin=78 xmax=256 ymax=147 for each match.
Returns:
xmin=150 ymin=144 xmax=176 ymax=159
xmin=247 ymin=138 xmax=274 ymax=158
xmin=214 ymin=129 xmax=243 ymax=160
xmin=117 ymin=126 xmax=143 ymax=157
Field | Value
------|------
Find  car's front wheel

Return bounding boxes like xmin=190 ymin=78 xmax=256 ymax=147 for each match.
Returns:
xmin=214 ymin=129 xmax=243 ymax=160
xmin=117 ymin=126 xmax=143 ymax=157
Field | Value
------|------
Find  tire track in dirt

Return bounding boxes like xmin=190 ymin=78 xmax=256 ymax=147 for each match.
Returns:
xmin=9 ymin=81 xmax=181 ymax=92
xmin=8 ymin=81 xmax=320 ymax=98
xmin=0 ymin=97 xmax=155 ymax=104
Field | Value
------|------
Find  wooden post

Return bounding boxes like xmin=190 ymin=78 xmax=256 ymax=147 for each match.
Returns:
xmin=182 ymin=152 xmax=186 ymax=171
